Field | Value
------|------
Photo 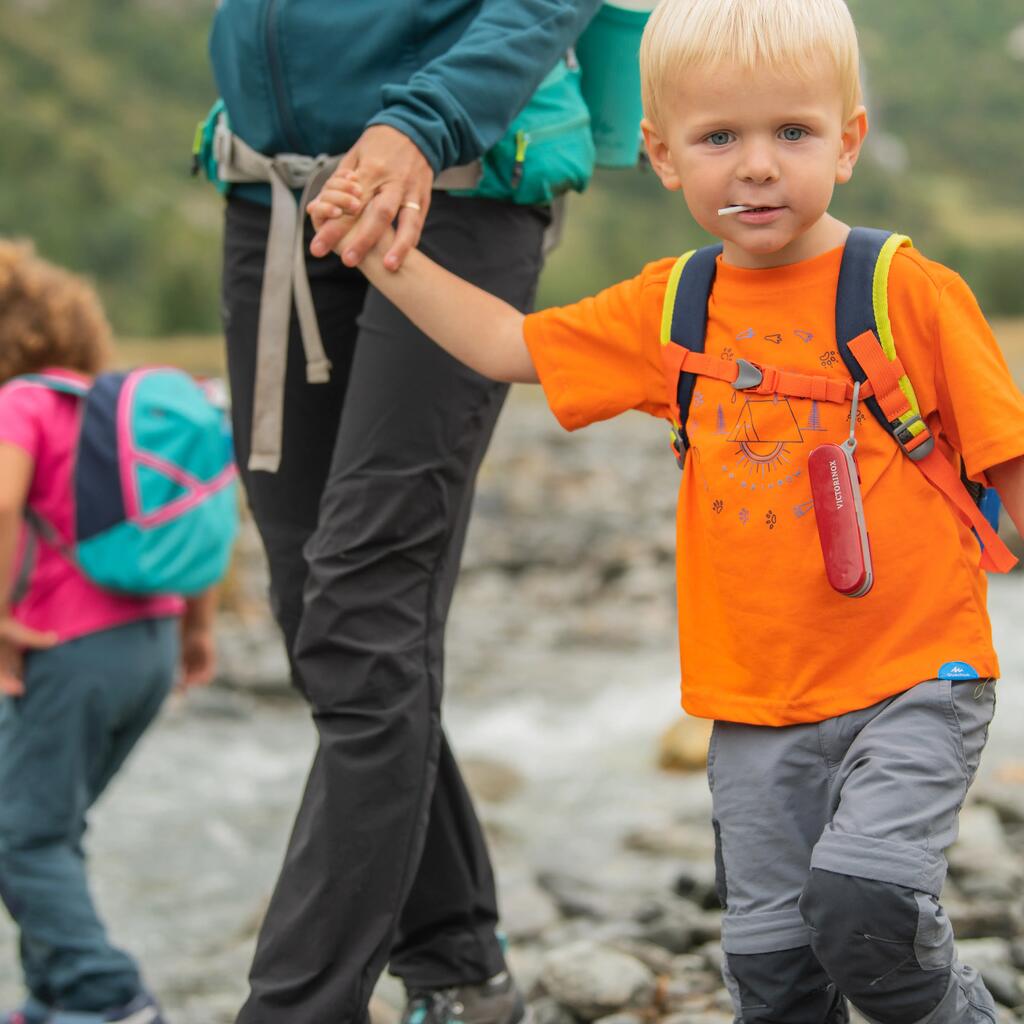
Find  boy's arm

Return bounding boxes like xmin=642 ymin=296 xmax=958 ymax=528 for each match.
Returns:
xmin=312 ymin=174 xmax=536 ymax=381
xmin=0 ymin=444 xmax=57 ymax=696
xmin=357 ymin=234 xmax=538 ymax=384
xmin=985 ymin=455 xmax=1024 ymax=539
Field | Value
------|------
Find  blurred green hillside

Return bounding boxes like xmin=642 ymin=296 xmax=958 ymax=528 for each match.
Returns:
xmin=1 ymin=0 xmax=1022 ymax=334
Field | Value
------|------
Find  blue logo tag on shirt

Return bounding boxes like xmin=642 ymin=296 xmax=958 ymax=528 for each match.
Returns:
xmin=937 ymin=661 xmax=980 ymax=681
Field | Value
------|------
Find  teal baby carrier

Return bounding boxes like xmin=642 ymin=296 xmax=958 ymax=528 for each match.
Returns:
xmin=15 ymin=369 xmax=238 ymax=599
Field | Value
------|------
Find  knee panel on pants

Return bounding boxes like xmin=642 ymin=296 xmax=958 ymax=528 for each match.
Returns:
xmin=725 ymin=946 xmax=847 ymax=1024
xmin=799 ymin=868 xmax=953 ymax=1023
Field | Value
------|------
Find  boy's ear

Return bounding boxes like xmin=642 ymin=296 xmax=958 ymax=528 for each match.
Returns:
xmin=836 ymin=107 xmax=868 ymax=184
xmin=641 ymin=118 xmax=682 ymax=191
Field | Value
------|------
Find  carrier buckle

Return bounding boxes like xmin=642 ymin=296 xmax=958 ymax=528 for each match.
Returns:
xmin=733 ymin=359 xmax=764 ymax=391
xmin=670 ymin=425 xmax=686 ymax=469
xmin=892 ymin=414 xmax=935 ymax=462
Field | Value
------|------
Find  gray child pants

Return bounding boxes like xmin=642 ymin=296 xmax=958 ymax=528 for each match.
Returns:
xmin=709 ymin=679 xmax=998 ymax=1024
xmin=0 ymin=618 xmax=178 ymax=1012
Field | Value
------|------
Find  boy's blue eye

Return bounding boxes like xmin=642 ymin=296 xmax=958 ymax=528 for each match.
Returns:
xmin=707 ymin=131 xmax=734 ymax=146
xmin=781 ymin=126 xmax=807 ymax=142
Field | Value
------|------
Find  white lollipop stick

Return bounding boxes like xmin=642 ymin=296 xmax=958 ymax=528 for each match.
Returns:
xmin=718 ymin=205 xmax=752 ymax=216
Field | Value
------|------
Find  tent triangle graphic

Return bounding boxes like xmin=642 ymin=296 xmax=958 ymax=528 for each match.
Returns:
xmin=727 ymin=399 xmax=804 ymax=446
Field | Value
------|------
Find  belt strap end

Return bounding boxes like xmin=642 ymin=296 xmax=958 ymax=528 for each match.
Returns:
xmin=305 ymin=359 xmax=332 ymax=384
xmin=248 ymin=451 xmax=282 ymax=474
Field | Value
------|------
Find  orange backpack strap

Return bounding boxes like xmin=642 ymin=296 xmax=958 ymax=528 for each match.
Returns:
xmin=839 ymin=229 xmax=1016 ymax=573
xmin=847 ymin=328 xmax=1017 ymax=572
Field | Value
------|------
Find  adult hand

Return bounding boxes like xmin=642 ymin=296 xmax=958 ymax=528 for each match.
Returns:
xmin=309 ymin=125 xmax=434 ymax=271
xmin=0 ymin=617 xmax=58 ymax=697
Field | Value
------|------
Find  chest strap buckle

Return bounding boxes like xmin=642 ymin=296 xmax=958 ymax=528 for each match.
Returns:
xmin=732 ymin=359 xmax=764 ymax=391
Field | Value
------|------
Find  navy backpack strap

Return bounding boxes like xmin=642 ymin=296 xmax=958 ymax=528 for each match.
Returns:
xmin=835 ymin=227 xmax=891 ymax=439
xmin=835 ymin=227 xmax=933 ymax=461
xmin=665 ymin=243 xmax=722 ymax=452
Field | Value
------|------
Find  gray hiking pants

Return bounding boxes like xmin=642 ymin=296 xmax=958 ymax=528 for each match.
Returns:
xmin=709 ymin=679 xmax=998 ymax=1024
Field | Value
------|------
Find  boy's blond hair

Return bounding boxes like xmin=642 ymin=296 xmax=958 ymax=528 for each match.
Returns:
xmin=640 ymin=0 xmax=862 ymax=133
xmin=0 ymin=239 xmax=113 ymax=385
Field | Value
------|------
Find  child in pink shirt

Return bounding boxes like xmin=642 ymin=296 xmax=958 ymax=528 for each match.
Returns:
xmin=0 ymin=240 xmax=217 ymax=1024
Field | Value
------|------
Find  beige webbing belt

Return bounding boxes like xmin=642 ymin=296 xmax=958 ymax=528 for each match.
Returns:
xmin=213 ymin=119 xmax=481 ymax=472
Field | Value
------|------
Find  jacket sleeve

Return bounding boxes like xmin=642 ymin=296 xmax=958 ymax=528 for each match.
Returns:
xmin=367 ymin=0 xmax=604 ymax=172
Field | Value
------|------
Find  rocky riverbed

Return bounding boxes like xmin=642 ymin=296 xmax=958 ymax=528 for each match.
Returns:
xmin=3 ymin=389 xmax=1024 ymax=1023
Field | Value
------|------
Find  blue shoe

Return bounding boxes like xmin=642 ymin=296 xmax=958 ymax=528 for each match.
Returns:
xmin=2 ymin=997 xmax=51 ymax=1024
xmin=48 ymin=993 xmax=165 ymax=1024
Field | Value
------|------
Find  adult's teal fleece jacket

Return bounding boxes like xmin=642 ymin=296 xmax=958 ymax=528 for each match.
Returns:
xmin=210 ymin=0 xmax=603 ymax=173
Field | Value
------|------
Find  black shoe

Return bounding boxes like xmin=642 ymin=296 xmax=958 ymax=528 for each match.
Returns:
xmin=400 ymin=973 xmax=530 ymax=1024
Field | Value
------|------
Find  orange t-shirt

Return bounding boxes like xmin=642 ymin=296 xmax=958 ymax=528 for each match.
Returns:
xmin=523 ymin=244 xmax=1024 ymax=726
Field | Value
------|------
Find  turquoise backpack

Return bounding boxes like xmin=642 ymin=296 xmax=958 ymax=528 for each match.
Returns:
xmin=14 ymin=369 xmax=238 ymax=600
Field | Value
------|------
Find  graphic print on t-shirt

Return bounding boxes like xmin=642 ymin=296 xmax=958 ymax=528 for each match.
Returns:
xmin=687 ymin=327 xmax=847 ymax=525
xmin=726 ymin=397 xmax=803 ymax=475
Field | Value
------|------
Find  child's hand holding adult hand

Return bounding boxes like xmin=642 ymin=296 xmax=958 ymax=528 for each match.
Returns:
xmin=307 ymin=125 xmax=432 ymax=270
xmin=307 ymin=171 xmax=368 ymax=249
xmin=308 ymin=175 xmax=398 ymax=271
xmin=0 ymin=617 xmax=58 ymax=697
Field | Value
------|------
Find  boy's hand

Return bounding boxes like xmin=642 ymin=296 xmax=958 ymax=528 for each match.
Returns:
xmin=307 ymin=170 xmax=365 ymax=239
xmin=179 ymin=625 xmax=216 ymax=690
xmin=0 ymin=617 xmax=58 ymax=697
xmin=307 ymin=124 xmax=432 ymax=270
xmin=308 ymin=175 xmax=398 ymax=265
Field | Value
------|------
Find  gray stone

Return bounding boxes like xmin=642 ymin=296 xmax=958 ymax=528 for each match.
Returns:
xmin=975 ymin=781 xmax=1024 ymax=825
xmin=637 ymin=902 xmax=721 ymax=955
xmin=659 ymin=1012 xmax=732 ymax=1024
xmin=947 ymin=807 xmax=1024 ymax=901
xmin=957 ymin=939 xmax=1024 ymax=1008
xmin=673 ymin=860 xmax=722 ymax=911
xmin=698 ymin=941 xmax=725 ymax=975
xmin=462 ymin=757 xmax=527 ymax=804
xmin=507 ymin=946 xmax=546 ymax=1002
xmin=539 ymin=942 xmax=657 ymax=1021
xmin=501 ymin=878 xmax=561 ymax=941
xmin=529 ymin=996 xmax=578 ymax=1024
xmin=607 ymin=937 xmax=675 ymax=975
xmin=590 ymin=1014 xmax=645 ymax=1024
xmin=537 ymin=871 xmax=638 ymax=922
xmin=946 ymin=898 xmax=1023 ymax=940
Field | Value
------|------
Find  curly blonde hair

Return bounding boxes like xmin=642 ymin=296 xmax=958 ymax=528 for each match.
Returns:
xmin=0 ymin=239 xmax=114 ymax=385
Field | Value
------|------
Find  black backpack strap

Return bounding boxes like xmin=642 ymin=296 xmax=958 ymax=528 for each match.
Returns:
xmin=661 ymin=243 xmax=723 ymax=457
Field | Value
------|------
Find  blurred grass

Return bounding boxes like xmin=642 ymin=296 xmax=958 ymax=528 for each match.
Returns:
xmin=117 ymin=335 xmax=225 ymax=377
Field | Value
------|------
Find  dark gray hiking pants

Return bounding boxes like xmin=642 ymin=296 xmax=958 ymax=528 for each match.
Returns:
xmin=709 ymin=679 xmax=998 ymax=1024
xmin=0 ymin=619 xmax=178 ymax=1012
xmin=223 ymin=192 xmax=548 ymax=1024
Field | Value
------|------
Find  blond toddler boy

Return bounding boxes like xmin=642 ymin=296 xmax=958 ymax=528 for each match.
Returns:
xmin=307 ymin=2 xmax=1024 ymax=1021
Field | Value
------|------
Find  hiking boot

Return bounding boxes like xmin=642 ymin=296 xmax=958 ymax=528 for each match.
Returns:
xmin=400 ymin=973 xmax=530 ymax=1024
xmin=2 ymin=997 xmax=50 ymax=1024
xmin=48 ymin=992 xmax=166 ymax=1024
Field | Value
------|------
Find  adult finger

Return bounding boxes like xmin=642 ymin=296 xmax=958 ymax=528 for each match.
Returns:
xmin=310 ymin=208 xmax=358 ymax=258
xmin=338 ymin=185 xmax=402 ymax=267
xmin=383 ymin=195 xmax=431 ymax=271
